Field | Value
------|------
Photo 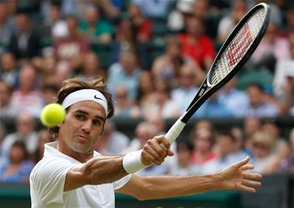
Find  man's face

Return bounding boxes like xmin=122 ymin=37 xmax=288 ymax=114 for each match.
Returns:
xmin=58 ymin=101 xmax=106 ymax=158
xmin=247 ymin=86 xmax=262 ymax=107
xmin=216 ymin=135 xmax=235 ymax=157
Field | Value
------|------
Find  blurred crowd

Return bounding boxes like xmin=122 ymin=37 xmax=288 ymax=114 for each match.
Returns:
xmin=0 ymin=0 xmax=293 ymax=183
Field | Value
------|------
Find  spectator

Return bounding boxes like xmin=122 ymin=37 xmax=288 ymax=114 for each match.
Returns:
xmin=208 ymin=0 xmax=230 ymax=13
xmin=152 ymin=35 xmax=201 ymax=86
xmin=54 ymin=15 xmax=90 ymax=72
xmin=192 ymin=0 xmax=219 ymax=39
xmin=178 ymin=14 xmax=216 ymax=71
xmin=42 ymin=0 xmax=68 ymax=41
xmin=0 ymin=123 xmax=6 ymax=159
xmin=112 ymin=16 xmax=140 ymax=65
xmin=79 ymin=5 xmax=114 ymax=44
xmin=78 ymin=51 xmax=106 ymax=80
xmin=190 ymin=126 xmax=217 ymax=171
xmin=170 ymin=139 xmax=198 ymax=176
xmin=168 ymin=0 xmax=219 ymax=39
xmin=196 ymin=91 xmax=234 ymax=118
xmin=167 ymin=0 xmax=195 ymax=33
xmin=0 ymin=52 xmax=19 ymax=88
xmin=248 ymin=0 xmax=283 ymax=27
xmin=41 ymin=84 xmax=59 ymax=105
xmin=5 ymin=0 xmax=17 ymax=17
xmin=193 ymin=119 xmax=214 ymax=132
xmin=250 ymin=131 xmax=277 ymax=174
xmin=37 ymin=54 xmax=57 ymax=87
xmin=30 ymin=128 xmax=54 ymax=164
xmin=280 ymin=68 xmax=294 ymax=115
xmin=94 ymin=120 xmax=130 ymax=155
xmin=217 ymin=77 xmax=249 ymax=117
xmin=239 ymin=83 xmax=279 ymax=117
xmin=231 ymin=126 xmax=254 ymax=159
xmin=171 ymin=64 xmax=200 ymax=114
xmin=261 ymin=119 xmax=290 ymax=172
xmin=112 ymin=85 xmax=141 ymax=118
xmin=0 ymin=80 xmax=21 ymax=118
xmin=273 ymin=35 xmax=294 ymax=115
xmin=243 ymin=116 xmax=262 ymax=149
xmin=95 ymin=0 xmax=121 ymax=20
xmin=0 ymin=140 xmax=34 ymax=183
xmin=202 ymin=130 xmax=242 ymax=174
xmin=1 ymin=112 xmax=39 ymax=163
xmin=113 ymin=4 xmax=152 ymax=68
xmin=142 ymin=79 xmax=181 ymax=119
xmin=146 ymin=112 xmax=167 ymax=136
xmin=135 ymin=71 xmax=156 ymax=110
xmin=127 ymin=4 xmax=152 ymax=43
xmin=279 ymin=128 xmax=294 ymax=173
xmin=273 ymin=34 xmax=294 ymax=97
xmin=281 ymin=5 xmax=294 ymax=38
xmin=8 ymin=12 xmax=42 ymax=63
xmin=60 ymin=0 xmax=89 ymax=20
xmin=0 ymin=1 xmax=15 ymax=55
xmin=10 ymin=64 xmax=44 ymax=118
xmin=250 ymin=21 xmax=291 ymax=72
xmin=262 ymin=119 xmax=289 ymax=155
xmin=123 ymin=121 xmax=171 ymax=176
xmin=107 ymin=50 xmax=142 ymax=101
xmin=54 ymin=61 xmax=73 ymax=87
xmin=216 ymin=0 xmax=247 ymax=44
xmin=130 ymin=0 xmax=172 ymax=18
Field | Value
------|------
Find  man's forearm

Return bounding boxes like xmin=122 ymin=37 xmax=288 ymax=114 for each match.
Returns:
xmin=65 ymin=155 xmax=128 ymax=191
xmin=121 ymin=173 xmax=223 ymax=201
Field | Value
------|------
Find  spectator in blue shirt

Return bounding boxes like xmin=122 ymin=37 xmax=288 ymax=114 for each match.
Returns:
xmin=0 ymin=140 xmax=34 ymax=183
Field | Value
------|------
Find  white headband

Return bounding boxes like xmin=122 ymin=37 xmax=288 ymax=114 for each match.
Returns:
xmin=62 ymin=89 xmax=109 ymax=116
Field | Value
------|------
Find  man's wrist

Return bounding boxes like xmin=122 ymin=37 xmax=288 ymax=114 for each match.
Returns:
xmin=122 ymin=150 xmax=149 ymax=174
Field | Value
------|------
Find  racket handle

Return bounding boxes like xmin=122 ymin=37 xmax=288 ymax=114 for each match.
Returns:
xmin=165 ymin=117 xmax=186 ymax=146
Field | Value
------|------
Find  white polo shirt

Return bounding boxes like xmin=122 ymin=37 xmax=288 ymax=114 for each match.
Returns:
xmin=30 ymin=142 xmax=132 ymax=208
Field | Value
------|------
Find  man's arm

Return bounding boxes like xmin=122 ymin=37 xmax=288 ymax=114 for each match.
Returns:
xmin=117 ymin=157 xmax=262 ymax=200
xmin=64 ymin=155 xmax=128 ymax=191
xmin=63 ymin=135 xmax=173 ymax=192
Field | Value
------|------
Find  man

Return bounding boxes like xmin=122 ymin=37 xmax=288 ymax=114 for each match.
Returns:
xmin=241 ymin=83 xmax=279 ymax=117
xmin=30 ymin=77 xmax=262 ymax=208
xmin=201 ymin=130 xmax=248 ymax=174
xmin=8 ymin=12 xmax=42 ymax=62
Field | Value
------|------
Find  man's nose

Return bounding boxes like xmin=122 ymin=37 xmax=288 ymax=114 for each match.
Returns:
xmin=82 ymin=119 xmax=92 ymax=132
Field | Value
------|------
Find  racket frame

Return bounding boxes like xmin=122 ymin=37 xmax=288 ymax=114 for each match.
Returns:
xmin=182 ymin=3 xmax=271 ymax=123
xmin=165 ymin=3 xmax=271 ymax=144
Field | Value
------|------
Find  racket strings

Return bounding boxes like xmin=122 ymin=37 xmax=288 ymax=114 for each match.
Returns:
xmin=210 ymin=8 xmax=266 ymax=85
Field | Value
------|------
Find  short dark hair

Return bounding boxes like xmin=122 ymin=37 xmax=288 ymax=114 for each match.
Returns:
xmin=49 ymin=77 xmax=114 ymax=138
xmin=217 ymin=130 xmax=236 ymax=142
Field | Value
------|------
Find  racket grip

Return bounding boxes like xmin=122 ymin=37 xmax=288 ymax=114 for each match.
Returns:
xmin=165 ymin=117 xmax=186 ymax=146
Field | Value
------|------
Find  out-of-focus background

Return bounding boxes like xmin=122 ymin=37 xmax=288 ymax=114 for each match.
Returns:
xmin=0 ymin=0 xmax=293 ymax=207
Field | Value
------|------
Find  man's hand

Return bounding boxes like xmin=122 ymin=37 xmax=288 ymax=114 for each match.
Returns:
xmin=141 ymin=136 xmax=174 ymax=166
xmin=219 ymin=156 xmax=262 ymax=193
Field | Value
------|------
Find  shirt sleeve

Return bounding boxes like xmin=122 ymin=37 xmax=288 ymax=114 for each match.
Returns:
xmin=30 ymin=157 xmax=75 ymax=206
xmin=113 ymin=174 xmax=132 ymax=190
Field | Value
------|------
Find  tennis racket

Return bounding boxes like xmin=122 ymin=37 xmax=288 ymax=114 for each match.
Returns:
xmin=164 ymin=3 xmax=271 ymax=145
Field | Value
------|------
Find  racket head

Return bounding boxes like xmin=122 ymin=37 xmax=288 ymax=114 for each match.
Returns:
xmin=207 ymin=3 xmax=271 ymax=89
xmin=182 ymin=3 xmax=270 ymax=123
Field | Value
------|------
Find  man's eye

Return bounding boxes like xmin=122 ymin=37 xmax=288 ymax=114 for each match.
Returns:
xmin=76 ymin=114 xmax=86 ymax=120
xmin=92 ymin=120 xmax=101 ymax=126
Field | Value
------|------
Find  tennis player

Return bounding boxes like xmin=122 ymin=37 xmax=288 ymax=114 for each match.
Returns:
xmin=30 ymin=77 xmax=262 ymax=208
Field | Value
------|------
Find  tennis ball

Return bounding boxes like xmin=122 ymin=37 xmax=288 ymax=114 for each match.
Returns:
xmin=40 ymin=103 xmax=66 ymax=127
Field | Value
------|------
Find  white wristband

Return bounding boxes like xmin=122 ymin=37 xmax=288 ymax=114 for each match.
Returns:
xmin=122 ymin=150 xmax=149 ymax=174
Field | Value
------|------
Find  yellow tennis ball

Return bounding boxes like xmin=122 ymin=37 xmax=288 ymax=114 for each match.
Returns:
xmin=40 ymin=103 xmax=66 ymax=127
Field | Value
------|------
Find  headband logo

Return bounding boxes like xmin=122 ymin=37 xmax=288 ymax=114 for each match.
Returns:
xmin=94 ymin=95 xmax=103 ymax=100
